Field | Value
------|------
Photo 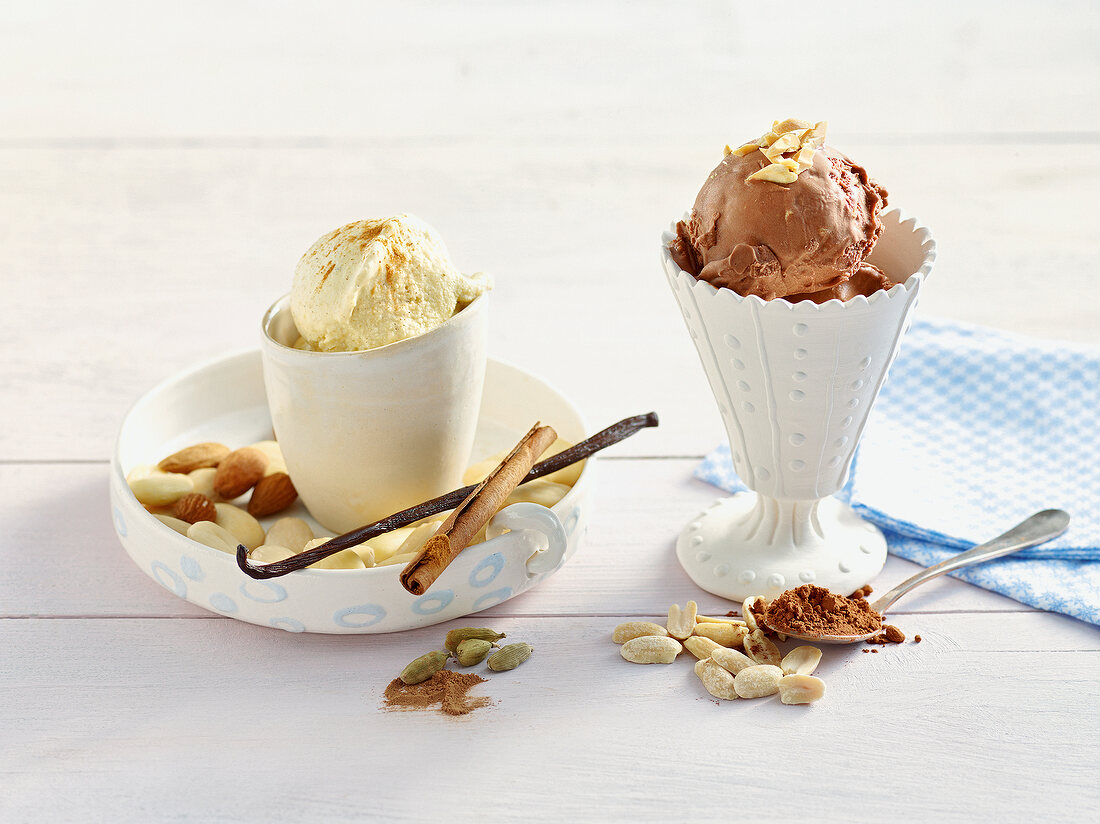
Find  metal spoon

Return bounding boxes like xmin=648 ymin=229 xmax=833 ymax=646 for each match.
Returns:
xmin=761 ymin=509 xmax=1071 ymax=644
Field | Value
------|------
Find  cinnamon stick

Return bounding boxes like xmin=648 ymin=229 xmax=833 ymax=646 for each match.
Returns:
xmin=399 ymin=423 xmax=558 ymax=595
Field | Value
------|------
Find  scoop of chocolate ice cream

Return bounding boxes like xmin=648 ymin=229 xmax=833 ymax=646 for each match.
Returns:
xmin=671 ymin=129 xmax=888 ymax=300
xmin=786 ymin=262 xmax=896 ymax=304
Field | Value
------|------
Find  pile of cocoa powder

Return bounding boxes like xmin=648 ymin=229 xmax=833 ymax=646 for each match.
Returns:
xmin=764 ymin=584 xmax=885 ymax=638
xmin=383 ymin=670 xmax=492 ymax=716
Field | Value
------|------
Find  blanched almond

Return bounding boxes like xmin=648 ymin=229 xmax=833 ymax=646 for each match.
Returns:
xmin=264 ymin=517 xmax=314 ymax=554
xmin=187 ymin=520 xmax=239 ymax=554
xmin=129 ymin=472 xmax=194 ymax=506
xmin=214 ymin=502 xmax=265 ymax=551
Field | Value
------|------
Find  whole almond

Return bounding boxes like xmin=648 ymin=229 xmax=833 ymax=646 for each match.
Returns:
xmin=158 ymin=442 xmax=230 ymax=474
xmin=213 ymin=447 xmax=268 ymax=499
xmin=174 ymin=493 xmax=217 ymax=524
xmin=247 ymin=472 xmax=298 ymax=517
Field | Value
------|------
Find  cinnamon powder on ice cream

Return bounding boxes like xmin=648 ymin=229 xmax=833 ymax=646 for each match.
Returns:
xmin=764 ymin=584 xmax=883 ymax=637
xmin=383 ymin=670 xmax=491 ymax=716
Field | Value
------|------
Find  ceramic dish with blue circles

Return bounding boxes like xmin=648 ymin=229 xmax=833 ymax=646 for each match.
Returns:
xmin=110 ymin=350 xmax=590 ymax=634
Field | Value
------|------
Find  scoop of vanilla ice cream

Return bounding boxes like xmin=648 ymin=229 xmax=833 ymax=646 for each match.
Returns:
xmin=290 ymin=214 xmax=489 ymax=352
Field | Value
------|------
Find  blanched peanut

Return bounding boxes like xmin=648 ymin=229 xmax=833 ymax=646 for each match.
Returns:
xmin=696 ymin=659 xmax=739 ymax=700
xmin=710 ymin=646 xmax=755 ymax=675
xmin=620 ymin=636 xmax=682 ymax=664
xmin=666 ymin=601 xmax=698 ymax=640
xmin=693 ymin=622 xmax=748 ymax=647
xmin=684 ymin=636 xmax=723 ymax=660
xmin=781 ymin=645 xmax=822 ymax=676
xmin=734 ymin=665 xmax=784 ymax=699
xmin=778 ymin=674 xmax=826 ymax=705
xmin=744 ymin=629 xmax=782 ymax=666
xmin=612 ymin=622 xmax=669 ymax=644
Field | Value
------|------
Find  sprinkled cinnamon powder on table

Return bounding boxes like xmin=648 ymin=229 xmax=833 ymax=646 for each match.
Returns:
xmin=383 ymin=670 xmax=491 ymax=716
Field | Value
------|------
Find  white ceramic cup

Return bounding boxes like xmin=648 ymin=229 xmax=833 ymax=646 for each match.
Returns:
xmin=260 ymin=293 xmax=488 ymax=534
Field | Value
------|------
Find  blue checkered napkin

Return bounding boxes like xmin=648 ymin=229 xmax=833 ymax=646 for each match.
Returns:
xmin=850 ymin=318 xmax=1100 ymax=561
xmin=694 ymin=317 xmax=1100 ymax=625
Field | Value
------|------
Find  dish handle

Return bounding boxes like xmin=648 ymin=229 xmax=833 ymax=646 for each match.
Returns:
xmin=487 ymin=502 xmax=568 ymax=578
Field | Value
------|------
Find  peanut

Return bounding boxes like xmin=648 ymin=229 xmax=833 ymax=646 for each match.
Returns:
xmin=744 ymin=629 xmax=782 ymax=666
xmin=781 ymin=645 xmax=822 ymax=676
xmin=778 ymin=674 xmax=826 ymax=705
xmin=620 ymin=636 xmax=682 ymax=664
xmin=734 ymin=664 xmax=784 ymax=699
xmin=612 ymin=622 xmax=669 ymax=644
xmin=692 ymin=622 xmax=747 ymax=647
xmin=696 ymin=659 xmax=739 ymax=700
xmin=710 ymin=646 xmax=755 ymax=675
xmin=666 ymin=601 xmax=698 ymax=640
xmin=684 ymin=636 xmax=723 ymax=660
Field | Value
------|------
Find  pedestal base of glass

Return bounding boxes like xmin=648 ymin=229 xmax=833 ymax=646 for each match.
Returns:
xmin=675 ymin=492 xmax=887 ymax=602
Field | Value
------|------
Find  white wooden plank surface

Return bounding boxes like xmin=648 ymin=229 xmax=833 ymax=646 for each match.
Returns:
xmin=3 ymin=1 xmax=1099 ymax=821
xmin=2 ymin=614 xmax=1097 ymax=823
xmin=3 ymin=1 xmax=1097 ymax=140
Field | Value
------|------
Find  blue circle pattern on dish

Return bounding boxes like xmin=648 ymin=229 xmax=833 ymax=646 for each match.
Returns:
xmin=564 ymin=507 xmax=581 ymax=537
xmin=180 ymin=555 xmax=205 ymax=582
xmin=411 ymin=589 xmax=455 ymax=615
xmin=473 ymin=587 xmax=512 ymax=611
xmin=469 ymin=553 xmax=505 ymax=588
xmin=113 ymin=506 xmax=127 ymax=537
xmin=239 ymin=579 xmax=288 ymax=604
xmin=334 ymin=603 xmax=387 ymax=628
xmin=209 ymin=592 xmax=238 ymax=614
xmin=150 ymin=561 xmax=185 ymax=597
xmin=270 ymin=617 xmax=306 ymax=633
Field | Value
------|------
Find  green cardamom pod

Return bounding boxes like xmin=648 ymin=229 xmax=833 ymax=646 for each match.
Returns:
xmin=399 ymin=650 xmax=450 ymax=685
xmin=455 ymin=638 xmax=493 ymax=667
xmin=487 ymin=642 xmax=533 ymax=672
xmin=444 ymin=627 xmax=506 ymax=653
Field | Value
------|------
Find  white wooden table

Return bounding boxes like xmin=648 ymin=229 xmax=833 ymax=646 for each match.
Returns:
xmin=3 ymin=2 xmax=1098 ymax=821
